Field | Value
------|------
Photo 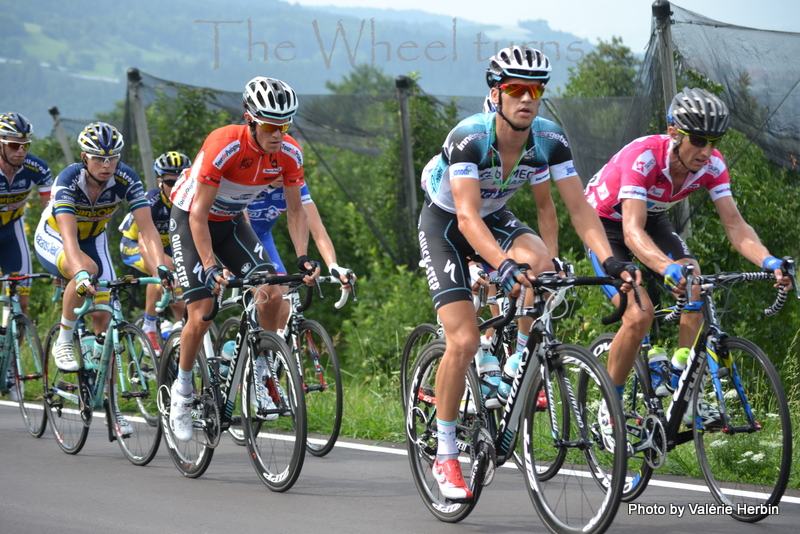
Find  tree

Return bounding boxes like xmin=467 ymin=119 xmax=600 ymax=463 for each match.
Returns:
xmin=324 ymin=63 xmax=395 ymax=95
xmin=560 ymin=37 xmax=641 ymax=97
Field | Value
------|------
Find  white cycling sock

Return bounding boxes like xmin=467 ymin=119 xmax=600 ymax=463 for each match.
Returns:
xmin=436 ymin=419 xmax=459 ymax=460
xmin=58 ymin=317 xmax=77 ymax=345
xmin=175 ymin=368 xmax=194 ymax=396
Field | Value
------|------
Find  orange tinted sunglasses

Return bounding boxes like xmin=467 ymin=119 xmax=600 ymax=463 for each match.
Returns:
xmin=498 ymin=83 xmax=546 ymax=99
xmin=252 ymin=116 xmax=291 ymax=133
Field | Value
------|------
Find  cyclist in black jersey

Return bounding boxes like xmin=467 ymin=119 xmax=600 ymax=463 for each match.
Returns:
xmin=417 ymin=46 xmax=637 ymax=500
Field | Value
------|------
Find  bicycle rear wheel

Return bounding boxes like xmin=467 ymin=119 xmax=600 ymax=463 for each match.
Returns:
xmin=400 ymin=323 xmax=439 ymax=409
xmin=295 ymin=319 xmax=342 ymax=457
xmin=242 ymin=330 xmax=306 ymax=492
xmin=405 ymin=339 xmax=483 ymax=523
xmin=693 ymin=336 xmax=791 ymax=522
xmin=158 ymin=331 xmax=215 ymax=478
xmin=586 ymin=333 xmax=654 ymax=502
xmin=110 ymin=323 xmax=161 ymax=466
xmin=43 ymin=324 xmax=90 ymax=454
xmin=215 ymin=317 xmax=248 ymax=446
xmin=10 ymin=314 xmax=47 ymax=437
xmin=523 ymin=344 xmax=625 ymax=534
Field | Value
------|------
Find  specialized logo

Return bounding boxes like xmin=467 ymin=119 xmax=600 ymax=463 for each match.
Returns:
xmin=254 ymin=242 xmax=265 ymax=260
xmin=443 ymin=260 xmax=457 ymax=284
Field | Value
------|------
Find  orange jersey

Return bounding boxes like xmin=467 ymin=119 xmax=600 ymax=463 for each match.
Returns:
xmin=171 ymin=124 xmax=304 ymax=221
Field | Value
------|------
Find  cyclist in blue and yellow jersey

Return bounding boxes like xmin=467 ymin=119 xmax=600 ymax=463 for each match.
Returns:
xmin=0 ymin=112 xmax=52 ymax=317
xmin=119 ymin=151 xmax=191 ymax=353
xmin=35 ymin=123 xmax=172 ymax=375
xmin=246 ymin=174 xmax=355 ymax=327
xmin=418 ymin=46 xmax=637 ymax=500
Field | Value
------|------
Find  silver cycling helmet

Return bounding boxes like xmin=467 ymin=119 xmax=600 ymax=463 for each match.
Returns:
xmin=486 ymin=46 xmax=552 ymax=88
xmin=668 ymin=87 xmax=730 ymax=137
xmin=243 ymin=77 xmax=298 ymax=120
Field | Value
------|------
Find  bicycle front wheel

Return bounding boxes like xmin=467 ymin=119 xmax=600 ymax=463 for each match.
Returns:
xmin=586 ymin=332 xmax=654 ymax=502
xmin=295 ymin=319 xmax=342 ymax=457
xmin=110 ymin=323 xmax=162 ymax=466
xmin=693 ymin=336 xmax=791 ymax=522
xmin=405 ymin=339 xmax=483 ymax=523
xmin=400 ymin=323 xmax=439 ymax=409
xmin=242 ymin=330 xmax=306 ymax=492
xmin=11 ymin=314 xmax=47 ymax=437
xmin=43 ymin=324 xmax=89 ymax=454
xmin=158 ymin=331 xmax=215 ymax=478
xmin=523 ymin=344 xmax=625 ymax=534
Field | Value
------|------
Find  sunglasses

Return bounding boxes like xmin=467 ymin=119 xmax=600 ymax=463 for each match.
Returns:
xmin=161 ymin=179 xmax=177 ymax=187
xmin=252 ymin=116 xmax=292 ymax=133
xmin=498 ymin=83 xmax=546 ymax=99
xmin=677 ymin=128 xmax=724 ymax=149
xmin=1 ymin=139 xmax=31 ymax=151
xmin=85 ymin=153 xmax=121 ymax=165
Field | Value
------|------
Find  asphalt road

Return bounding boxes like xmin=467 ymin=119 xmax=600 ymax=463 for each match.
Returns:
xmin=1 ymin=401 xmax=798 ymax=534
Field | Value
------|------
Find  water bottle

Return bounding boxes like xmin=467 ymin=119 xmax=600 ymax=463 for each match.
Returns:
xmin=647 ymin=345 xmax=672 ymax=396
xmin=669 ymin=347 xmax=691 ymax=390
xmin=475 ymin=347 xmax=502 ymax=401
xmin=92 ymin=332 xmax=106 ymax=362
xmin=81 ymin=333 xmax=96 ymax=365
xmin=497 ymin=351 xmax=523 ymax=403
xmin=160 ymin=320 xmax=173 ymax=340
xmin=220 ymin=340 xmax=235 ymax=378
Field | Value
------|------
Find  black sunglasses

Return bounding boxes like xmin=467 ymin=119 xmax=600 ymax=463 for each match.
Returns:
xmin=677 ymin=128 xmax=724 ymax=149
xmin=161 ymin=179 xmax=177 ymax=187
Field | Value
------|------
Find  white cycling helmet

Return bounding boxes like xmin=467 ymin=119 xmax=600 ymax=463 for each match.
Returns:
xmin=668 ymin=87 xmax=730 ymax=137
xmin=486 ymin=46 xmax=552 ymax=88
xmin=243 ymin=77 xmax=299 ymax=120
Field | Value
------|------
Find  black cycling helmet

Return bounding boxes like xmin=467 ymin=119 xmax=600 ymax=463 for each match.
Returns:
xmin=0 ymin=112 xmax=33 ymax=138
xmin=154 ymin=151 xmax=192 ymax=177
xmin=243 ymin=77 xmax=298 ymax=120
xmin=668 ymin=88 xmax=730 ymax=137
xmin=78 ymin=122 xmax=124 ymax=156
xmin=486 ymin=46 xmax=552 ymax=88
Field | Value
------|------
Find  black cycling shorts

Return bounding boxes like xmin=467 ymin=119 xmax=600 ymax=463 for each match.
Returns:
xmin=588 ymin=212 xmax=695 ymax=298
xmin=418 ymin=200 xmax=535 ymax=309
xmin=169 ymin=208 xmax=276 ymax=305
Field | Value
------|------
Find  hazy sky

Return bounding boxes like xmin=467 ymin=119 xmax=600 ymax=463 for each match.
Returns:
xmin=288 ymin=0 xmax=799 ymax=53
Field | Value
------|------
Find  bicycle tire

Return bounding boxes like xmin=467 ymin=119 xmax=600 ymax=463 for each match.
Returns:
xmin=405 ymin=339 xmax=483 ymax=523
xmin=693 ymin=336 xmax=791 ymax=522
xmin=215 ymin=317 xmax=248 ymax=446
xmin=586 ymin=332 xmax=654 ymax=502
xmin=43 ymin=324 xmax=90 ymax=455
xmin=242 ymin=330 xmax=306 ymax=492
xmin=294 ymin=319 xmax=342 ymax=457
xmin=158 ymin=330 xmax=215 ymax=478
xmin=523 ymin=343 xmax=625 ymax=534
xmin=400 ymin=323 xmax=439 ymax=409
xmin=10 ymin=314 xmax=47 ymax=437
xmin=110 ymin=323 xmax=162 ymax=466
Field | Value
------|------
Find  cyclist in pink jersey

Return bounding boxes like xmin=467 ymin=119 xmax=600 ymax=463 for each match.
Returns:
xmin=167 ymin=76 xmax=318 ymax=442
xmin=585 ymin=88 xmax=791 ymax=443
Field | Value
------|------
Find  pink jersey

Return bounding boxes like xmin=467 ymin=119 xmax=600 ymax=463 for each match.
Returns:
xmin=584 ymin=134 xmax=731 ymax=221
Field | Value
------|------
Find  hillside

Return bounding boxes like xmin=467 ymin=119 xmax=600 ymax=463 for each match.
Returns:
xmin=0 ymin=0 xmax=594 ymax=133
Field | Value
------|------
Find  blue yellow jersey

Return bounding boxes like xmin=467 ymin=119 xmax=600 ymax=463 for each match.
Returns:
xmin=42 ymin=162 xmax=148 ymax=240
xmin=118 ymin=187 xmax=172 ymax=247
xmin=0 ymin=153 xmax=52 ymax=226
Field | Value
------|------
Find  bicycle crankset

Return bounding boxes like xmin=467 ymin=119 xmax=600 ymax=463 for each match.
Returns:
xmin=637 ymin=414 xmax=667 ymax=469
xmin=470 ymin=426 xmax=496 ymax=487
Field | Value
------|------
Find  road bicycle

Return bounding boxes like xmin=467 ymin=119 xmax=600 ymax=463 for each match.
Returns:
xmin=217 ymin=275 xmax=351 ymax=456
xmin=42 ymin=275 xmax=167 ymax=465
xmin=406 ymin=271 xmax=630 ymax=534
xmin=586 ymin=259 xmax=798 ymax=522
xmin=0 ymin=273 xmax=50 ymax=437
xmin=157 ymin=270 xmax=307 ymax=492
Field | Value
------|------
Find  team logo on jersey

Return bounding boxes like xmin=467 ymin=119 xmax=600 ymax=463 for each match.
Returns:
xmin=213 ymin=141 xmax=240 ymax=169
xmin=169 ymin=218 xmax=177 ymax=232
xmin=444 ymin=260 xmax=457 ymax=284
xmin=241 ymin=262 xmax=252 ymax=274
xmin=632 ymin=152 xmax=656 ymax=176
xmin=239 ymin=158 xmax=254 ymax=170
xmin=647 ymin=186 xmax=665 ymax=196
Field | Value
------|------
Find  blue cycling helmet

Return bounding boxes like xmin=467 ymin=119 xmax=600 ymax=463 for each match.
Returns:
xmin=78 ymin=122 xmax=124 ymax=156
xmin=0 ymin=112 xmax=33 ymax=138
xmin=486 ymin=46 xmax=552 ymax=88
